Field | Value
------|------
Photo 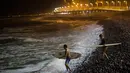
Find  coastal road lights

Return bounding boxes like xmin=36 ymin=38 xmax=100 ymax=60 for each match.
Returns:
xmin=72 ymin=2 xmax=76 ymax=5
xmin=80 ymin=4 xmax=84 ymax=10
xmin=95 ymin=2 xmax=98 ymax=7
xmin=76 ymin=4 xmax=78 ymax=7
xmin=117 ymin=1 xmax=121 ymax=6
xmin=105 ymin=1 xmax=109 ymax=9
xmin=85 ymin=4 xmax=89 ymax=7
xmin=105 ymin=1 xmax=109 ymax=6
xmin=85 ymin=4 xmax=89 ymax=10
xmin=72 ymin=0 xmax=76 ymax=5
xmin=111 ymin=1 xmax=116 ymax=6
xmin=75 ymin=3 xmax=79 ymax=10
xmin=90 ymin=3 xmax=94 ymax=7
xmin=80 ymin=4 xmax=83 ymax=7
xmin=123 ymin=0 xmax=128 ymax=9
xmin=100 ymin=2 xmax=103 ymax=6
xmin=123 ymin=0 xmax=128 ymax=6
xmin=95 ymin=1 xmax=103 ymax=7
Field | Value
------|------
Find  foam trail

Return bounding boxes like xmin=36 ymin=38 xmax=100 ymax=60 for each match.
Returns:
xmin=70 ymin=24 xmax=103 ymax=69
xmin=40 ymin=24 xmax=103 ymax=73
xmin=1 ymin=24 xmax=103 ymax=73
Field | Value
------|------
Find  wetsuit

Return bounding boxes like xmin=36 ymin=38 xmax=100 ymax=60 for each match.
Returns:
xmin=100 ymin=38 xmax=105 ymax=45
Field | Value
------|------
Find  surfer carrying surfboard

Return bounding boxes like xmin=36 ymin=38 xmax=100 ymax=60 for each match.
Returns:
xmin=99 ymin=34 xmax=109 ymax=59
xmin=64 ymin=44 xmax=72 ymax=72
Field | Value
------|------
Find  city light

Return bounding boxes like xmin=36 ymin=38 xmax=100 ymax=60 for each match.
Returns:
xmin=117 ymin=1 xmax=121 ymax=6
xmin=53 ymin=0 xmax=129 ymax=13
xmin=105 ymin=1 xmax=109 ymax=6
xmin=90 ymin=3 xmax=93 ymax=7
xmin=124 ymin=0 xmax=128 ymax=6
xmin=95 ymin=2 xmax=98 ymax=7
xmin=85 ymin=4 xmax=89 ymax=7
xmin=111 ymin=1 xmax=115 ymax=6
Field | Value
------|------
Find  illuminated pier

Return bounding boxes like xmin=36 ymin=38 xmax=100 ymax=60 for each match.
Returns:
xmin=54 ymin=0 xmax=129 ymax=13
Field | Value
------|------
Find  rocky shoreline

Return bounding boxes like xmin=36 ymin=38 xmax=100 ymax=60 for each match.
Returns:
xmin=73 ymin=17 xmax=130 ymax=73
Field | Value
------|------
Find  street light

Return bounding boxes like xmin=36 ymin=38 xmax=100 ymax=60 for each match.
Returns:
xmin=72 ymin=2 xmax=76 ymax=5
xmin=124 ymin=0 xmax=128 ymax=9
xmin=105 ymin=1 xmax=109 ymax=6
xmin=111 ymin=1 xmax=115 ymax=6
xmin=117 ymin=1 xmax=121 ymax=6
xmin=100 ymin=1 xmax=103 ymax=6
xmin=76 ymin=5 xmax=78 ymax=7
xmin=80 ymin=4 xmax=83 ymax=7
xmin=85 ymin=4 xmax=89 ymax=7
xmin=90 ymin=3 xmax=93 ymax=7
xmin=124 ymin=1 xmax=128 ymax=6
xmin=95 ymin=2 xmax=98 ymax=7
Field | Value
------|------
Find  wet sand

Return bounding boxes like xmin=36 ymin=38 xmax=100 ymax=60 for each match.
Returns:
xmin=73 ymin=15 xmax=130 ymax=73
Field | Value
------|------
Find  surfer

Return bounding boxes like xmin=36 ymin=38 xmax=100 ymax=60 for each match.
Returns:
xmin=64 ymin=44 xmax=72 ymax=72
xmin=99 ymin=34 xmax=109 ymax=59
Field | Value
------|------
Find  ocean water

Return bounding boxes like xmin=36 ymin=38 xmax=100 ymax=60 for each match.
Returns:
xmin=0 ymin=19 xmax=103 ymax=73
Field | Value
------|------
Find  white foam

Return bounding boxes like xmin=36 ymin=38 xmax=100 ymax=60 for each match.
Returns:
xmin=40 ymin=24 xmax=103 ymax=73
xmin=1 ymin=24 xmax=103 ymax=73
xmin=23 ymin=38 xmax=43 ymax=42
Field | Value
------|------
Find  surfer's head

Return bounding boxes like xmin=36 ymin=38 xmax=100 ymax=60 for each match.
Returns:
xmin=63 ymin=44 xmax=67 ymax=49
xmin=99 ymin=34 xmax=104 ymax=39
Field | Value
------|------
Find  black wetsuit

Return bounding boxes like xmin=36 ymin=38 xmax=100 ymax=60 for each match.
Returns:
xmin=100 ymin=38 xmax=105 ymax=45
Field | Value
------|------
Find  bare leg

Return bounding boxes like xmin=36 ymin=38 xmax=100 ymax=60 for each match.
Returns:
xmin=65 ymin=64 xmax=71 ymax=72
xmin=103 ymin=47 xmax=109 ymax=59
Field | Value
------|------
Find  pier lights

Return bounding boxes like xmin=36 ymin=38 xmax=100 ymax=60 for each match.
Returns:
xmin=100 ymin=1 xmax=104 ymax=7
xmin=72 ymin=2 xmax=76 ymax=5
xmin=100 ymin=1 xmax=103 ymax=6
xmin=85 ymin=4 xmax=89 ymax=7
xmin=117 ymin=1 xmax=121 ymax=6
xmin=111 ymin=1 xmax=115 ymax=6
xmin=80 ymin=4 xmax=83 ymax=7
xmin=95 ymin=2 xmax=98 ymax=7
xmin=90 ymin=3 xmax=94 ymax=7
xmin=67 ymin=6 xmax=70 ymax=8
xmin=54 ymin=8 xmax=59 ymax=12
xmin=77 ymin=3 xmax=79 ymax=6
xmin=123 ymin=1 xmax=128 ymax=6
xmin=123 ymin=0 xmax=128 ymax=9
xmin=76 ymin=5 xmax=78 ymax=7
xmin=105 ymin=1 xmax=109 ymax=6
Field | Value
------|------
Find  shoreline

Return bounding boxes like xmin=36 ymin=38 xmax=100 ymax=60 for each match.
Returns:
xmin=73 ymin=17 xmax=130 ymax=73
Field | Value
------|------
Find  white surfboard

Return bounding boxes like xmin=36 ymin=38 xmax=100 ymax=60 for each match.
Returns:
xmin=90 ymin=43 xmax=121 ymax=48
xmin=52 ymin=51 xmax=81 ymax=59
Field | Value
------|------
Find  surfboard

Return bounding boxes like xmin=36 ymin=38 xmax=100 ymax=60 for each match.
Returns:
xmin=90 ymin=43 xmax=121 ymax=48
xmin=52 ymin=51 xmax=81 ymax=59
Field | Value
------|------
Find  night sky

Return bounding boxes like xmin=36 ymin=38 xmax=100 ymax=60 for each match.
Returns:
xmin=0 ymin=0 xmax=64 ymax=16
xmin=0 ymin=0 xmax=129 ymax=16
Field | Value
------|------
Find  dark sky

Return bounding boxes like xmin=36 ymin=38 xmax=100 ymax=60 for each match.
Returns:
xmin=0 ymin=0 xmax=64 ymax=16
xmin=0 ymin=0 xmax=130 ymax=16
